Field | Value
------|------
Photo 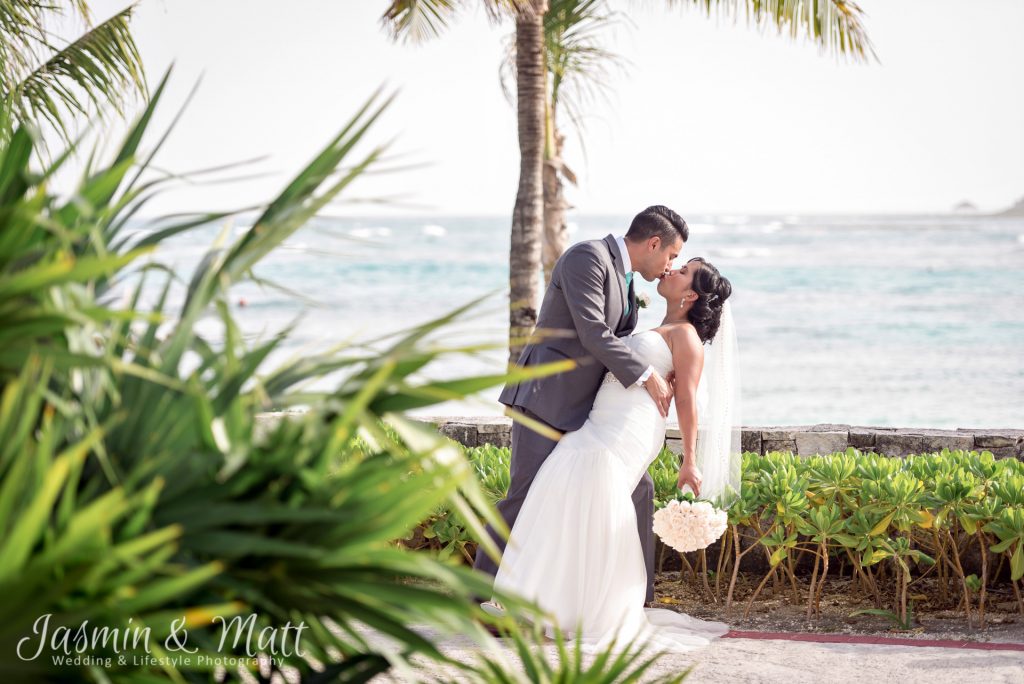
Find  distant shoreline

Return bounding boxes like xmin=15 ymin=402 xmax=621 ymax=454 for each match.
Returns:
xmin=128 ymin=210 xmax=1024 ymax=223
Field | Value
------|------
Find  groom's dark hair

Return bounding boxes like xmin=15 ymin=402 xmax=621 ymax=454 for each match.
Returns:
xmin=625 ymin=205 xmax=688 ymax=246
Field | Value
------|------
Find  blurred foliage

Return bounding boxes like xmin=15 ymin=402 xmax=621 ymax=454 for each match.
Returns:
xmin=0 ymin=72 xmax=684 ymax=682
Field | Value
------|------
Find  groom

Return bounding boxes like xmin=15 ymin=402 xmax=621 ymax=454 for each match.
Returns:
xmin=475 ymin=205 xmax=689 ymax=605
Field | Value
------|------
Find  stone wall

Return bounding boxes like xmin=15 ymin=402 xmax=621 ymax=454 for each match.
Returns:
xmin=416 ymin=416 xmax=1024 ymax=460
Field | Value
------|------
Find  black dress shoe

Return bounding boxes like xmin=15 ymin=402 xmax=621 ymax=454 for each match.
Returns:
xmin=472 ymin=616 xmax=503 ymax=637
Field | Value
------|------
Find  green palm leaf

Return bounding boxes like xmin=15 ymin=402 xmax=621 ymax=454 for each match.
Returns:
xmin=668 ymin=0 xmax=874 ymax=59
xmin=381 ymin=0 xmax=462 ymax=42
xmin=381 ymin=0 xmax=526 ymax=43
xmin=2 ymin=3 xmax=146 ymax=143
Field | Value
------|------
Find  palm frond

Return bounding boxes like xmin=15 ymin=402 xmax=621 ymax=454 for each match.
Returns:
xmin=13 ymin=6 xmax=145 ymax=136
xmin=381 ymin=0 xmax=530 ymax=43
xmin=545 ymin=0 xmax=629 ymax=146
xmin=668 ymin=0 xmax=875 ymax=60
xmin=466 ymin=619 xmax=691 ymax=683
xmin=0 ymin=1 xmax=51 ymax=83
xmin=380 ymin=0 xmax=464 ymax=43
xmin=498 ymin=0 xmax=626 ymax=167
xmin=3 ymin=3 xmax=145 ymax=143
xmin=545 ymin=0 xmax=622 ymax=105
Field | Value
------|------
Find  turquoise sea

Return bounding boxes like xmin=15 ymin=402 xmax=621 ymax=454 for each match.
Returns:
xmin=147 ymin=213 xmax=1024 ymax=429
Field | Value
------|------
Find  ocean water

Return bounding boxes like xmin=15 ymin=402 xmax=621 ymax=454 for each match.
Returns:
xmin=143 ymin=213 xmax=1024 ymax=429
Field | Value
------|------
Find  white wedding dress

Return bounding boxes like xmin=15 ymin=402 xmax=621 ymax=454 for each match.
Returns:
xmin=491 ymin=330 xmax=729 ymax=653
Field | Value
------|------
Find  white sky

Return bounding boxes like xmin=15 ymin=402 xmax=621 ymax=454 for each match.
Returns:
xmin=85 ymin=0 xmax=1024 ymax=216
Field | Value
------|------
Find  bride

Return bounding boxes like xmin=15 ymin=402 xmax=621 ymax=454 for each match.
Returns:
xmin=484 ymin=257 xmax=739 ymax=653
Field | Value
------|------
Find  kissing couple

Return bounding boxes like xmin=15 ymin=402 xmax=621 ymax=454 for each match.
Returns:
xmin=475 ymin=205 xmax=741 ymax=653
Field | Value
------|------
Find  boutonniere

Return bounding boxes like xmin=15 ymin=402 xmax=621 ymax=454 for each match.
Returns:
xmin=636 ymin=292 xmax=650 ymax=309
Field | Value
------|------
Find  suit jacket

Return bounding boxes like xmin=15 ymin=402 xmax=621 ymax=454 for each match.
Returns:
xmin=498 ymin=234 xmax=646 ymax=432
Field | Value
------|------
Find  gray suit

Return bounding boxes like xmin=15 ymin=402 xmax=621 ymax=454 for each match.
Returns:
xmin=475 ymin=234 xmax=658 ymax=603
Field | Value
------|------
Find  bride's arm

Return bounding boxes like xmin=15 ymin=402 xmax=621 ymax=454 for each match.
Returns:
xmin=668 ymin=325 xmax=705 ymax=494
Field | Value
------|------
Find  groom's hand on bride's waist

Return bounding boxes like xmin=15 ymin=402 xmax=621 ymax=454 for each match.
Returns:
xmin=642 ymin=371 xmax=672 ymax=418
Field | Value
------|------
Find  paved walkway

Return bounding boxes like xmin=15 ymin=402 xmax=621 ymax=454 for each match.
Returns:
xmin=684 ymin=631 xmax=1024 ymax=683
xmin=370 ymin=627 xmax=1024 ymax=683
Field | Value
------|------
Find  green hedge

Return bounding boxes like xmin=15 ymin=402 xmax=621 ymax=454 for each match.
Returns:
xmin=406 ymin=444 xmax=1024 ymax=629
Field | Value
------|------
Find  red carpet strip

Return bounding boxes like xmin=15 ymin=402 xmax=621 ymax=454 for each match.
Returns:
xmin=723 ymin=630 xmax=1024 ymax=652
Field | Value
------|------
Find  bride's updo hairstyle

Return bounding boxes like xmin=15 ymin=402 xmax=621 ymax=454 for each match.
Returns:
xmin=686 ymin=257 xmax=732 ymax=343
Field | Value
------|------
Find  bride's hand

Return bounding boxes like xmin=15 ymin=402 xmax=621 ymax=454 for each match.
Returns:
xmin=677 ymin=465 xmax=702 ymax=497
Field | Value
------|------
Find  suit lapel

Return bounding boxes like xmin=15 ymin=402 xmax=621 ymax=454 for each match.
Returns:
xmin=602 ymin=234 xmax=629 ymax=326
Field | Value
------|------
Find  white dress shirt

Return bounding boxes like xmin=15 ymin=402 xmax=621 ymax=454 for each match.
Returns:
xmin=615 ymin=236 xmax=654 ymax=386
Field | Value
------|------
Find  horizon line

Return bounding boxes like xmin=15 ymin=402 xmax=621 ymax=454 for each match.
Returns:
xmin=128 ymin=208 xmax=1020 ymax=222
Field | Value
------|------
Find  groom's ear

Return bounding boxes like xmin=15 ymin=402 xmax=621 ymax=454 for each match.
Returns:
xmin=648 ymin=236 xmax=661 ymax=252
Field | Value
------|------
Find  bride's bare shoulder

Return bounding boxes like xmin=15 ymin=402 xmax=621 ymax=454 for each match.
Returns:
xmin=662 ymin=323 xmax=702 ymax=355
xmin=661 ymin=321 xmax=699 ymax=341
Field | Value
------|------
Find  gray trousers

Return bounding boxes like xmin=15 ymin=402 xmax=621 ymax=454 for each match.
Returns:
xmin=473 ymin=411 xmax=657 ymax=604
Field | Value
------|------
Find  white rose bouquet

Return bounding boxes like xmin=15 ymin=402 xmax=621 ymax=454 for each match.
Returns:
xmin=652 ymin=494 xmax=728 ymax=553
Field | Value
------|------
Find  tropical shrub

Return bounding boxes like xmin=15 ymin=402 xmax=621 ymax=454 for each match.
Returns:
xmin=448 ymin=443 xmax=1024 ymax=630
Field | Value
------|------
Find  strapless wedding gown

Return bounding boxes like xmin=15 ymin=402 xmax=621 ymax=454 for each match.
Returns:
xmin=491 ymin=330 xmax=729 ymax=653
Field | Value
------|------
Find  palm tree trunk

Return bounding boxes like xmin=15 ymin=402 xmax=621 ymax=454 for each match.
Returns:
xmin=508 ymin=0 xmax=548 ymax=365
xmin=542 ymin=121 xmax=570 ymax=288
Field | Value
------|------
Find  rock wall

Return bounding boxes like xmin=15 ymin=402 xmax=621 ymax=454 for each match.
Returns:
xmin=416 ymin=416 xmax=1024 ymax=460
